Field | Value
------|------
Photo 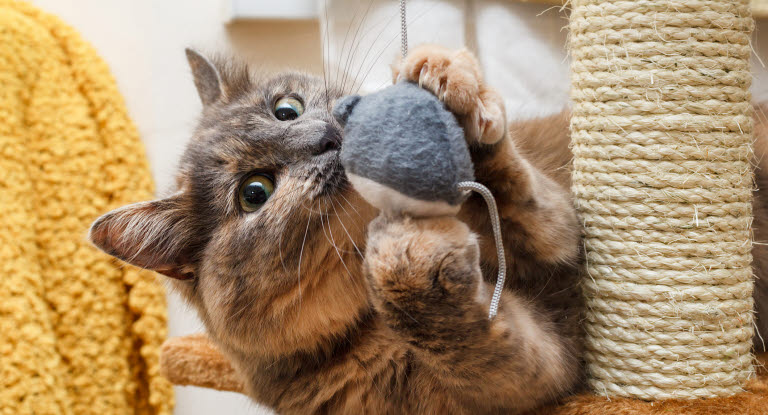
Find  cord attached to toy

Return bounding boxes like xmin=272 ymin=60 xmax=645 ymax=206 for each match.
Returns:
xmin=457 ymin=182 xmax=507 ymax=319
xmin=399 ymin=0 xmax=507 ymax=320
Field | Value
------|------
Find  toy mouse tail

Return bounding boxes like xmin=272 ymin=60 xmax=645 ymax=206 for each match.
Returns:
xmin=457 ymin=181 xmax=506 ymax=319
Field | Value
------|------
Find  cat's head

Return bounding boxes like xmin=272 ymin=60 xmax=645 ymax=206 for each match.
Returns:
xmin=89 ymin=50 xmax=375 ymax=357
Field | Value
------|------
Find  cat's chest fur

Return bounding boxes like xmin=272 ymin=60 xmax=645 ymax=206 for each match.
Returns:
xmin=237 ymin=315 xmax=506 ymax=414
xmin=237 ymin=314 xmax=409 ymax=414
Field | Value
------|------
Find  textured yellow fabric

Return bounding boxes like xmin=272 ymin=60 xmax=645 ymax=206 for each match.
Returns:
xmin=0 ymin=1 xmax=173 ymax=414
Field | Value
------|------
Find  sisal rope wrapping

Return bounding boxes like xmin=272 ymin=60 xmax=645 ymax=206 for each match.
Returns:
xmin=570 ymin=0 xmax=755 ymax=400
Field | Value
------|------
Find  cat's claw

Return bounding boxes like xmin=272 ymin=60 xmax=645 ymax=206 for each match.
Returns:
xmin=477 ymin=88 xmax=506 ymax=144
xmin=394 ymin=44 xmax=506 ymax=146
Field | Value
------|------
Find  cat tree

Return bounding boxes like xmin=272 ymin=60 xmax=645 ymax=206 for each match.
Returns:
xmin=159 ymin=0 xmax=767 ymax=412
xmin=570 ymin=0 xmax=755 ymax=400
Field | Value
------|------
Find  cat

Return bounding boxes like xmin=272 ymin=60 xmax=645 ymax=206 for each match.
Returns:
xmin=88 ymin=44 xmax=768 ymax=413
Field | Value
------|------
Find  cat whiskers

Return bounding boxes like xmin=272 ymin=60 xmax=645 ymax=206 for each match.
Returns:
xmin=297 ymin=196 xmax=328 ymax=216
xmin=277 ymin=169 xmax=334 ymax=215
xmin=295 ymin=207 xmax=313 ymax=313
xmin=323 ymin=0 xmax=391 ymax=94
xmin=322 ymin=0 xmax=331 ymax=108
xmin=350 ymin=2 xmax=439 ymax=95
xmin=346 ymin=4 xmax=401 ymax=93
xmin=338 ymin=0 xmax=375 ymax=93
xmin=275 ymin=183 xmax=306 ymax=273
xmin=330 ymin=198 xmax=364 ymax=260
xmin=334 ymin=0 xmax=362 ymax=92
xmin=338 ymin=191 xmax=363 ymax=220
xmin=227 ymin=203 xmax=314 ymax=323
xmin=335 ymin=193 xmax=363 ymax=230
xmin=319 ymin=199 xmax=358 ymax=284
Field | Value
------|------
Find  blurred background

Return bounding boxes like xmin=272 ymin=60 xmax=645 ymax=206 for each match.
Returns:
xmin=23 ymin=0 xmax=768 ymax=413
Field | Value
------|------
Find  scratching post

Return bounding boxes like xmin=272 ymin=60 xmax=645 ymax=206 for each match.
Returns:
xmin=570 ymin=0 xmax=755 ymax=400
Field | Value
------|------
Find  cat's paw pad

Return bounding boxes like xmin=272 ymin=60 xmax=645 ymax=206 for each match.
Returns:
xmin=365 ymin=215 xmax=479 ymax=301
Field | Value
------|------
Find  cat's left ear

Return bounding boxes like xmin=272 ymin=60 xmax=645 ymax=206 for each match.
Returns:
xmin=89 ymin=193 xmax=196 ymax=280
xmin=186 ymin=48 xmax=223 ymax=106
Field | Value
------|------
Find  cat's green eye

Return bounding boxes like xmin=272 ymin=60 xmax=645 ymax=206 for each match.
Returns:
xmin=274 ymin=97 xmax=304 ymax=121
xmin=239 ymin=174 xmax=275 ymax=212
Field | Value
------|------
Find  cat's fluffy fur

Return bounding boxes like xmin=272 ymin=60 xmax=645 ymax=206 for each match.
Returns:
xmin=88 ymin=45 xmax=768 ymax=413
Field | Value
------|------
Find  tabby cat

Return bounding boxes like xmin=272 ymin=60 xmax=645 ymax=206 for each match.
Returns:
xmin=89 ymin=44 xmax=768 ymax=413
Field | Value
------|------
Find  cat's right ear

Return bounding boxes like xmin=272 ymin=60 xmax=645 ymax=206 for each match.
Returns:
xmin=332 ymin=95 xmax=361 ymax=127
xmin=89 ymin=193 xmax=195 ymax=280
xmin=185 ymin=48 xmax=223 ymax=106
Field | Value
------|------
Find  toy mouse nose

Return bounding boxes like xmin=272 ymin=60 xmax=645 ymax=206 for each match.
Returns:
xmin=315 ymin=123 xmax=342 ymax=154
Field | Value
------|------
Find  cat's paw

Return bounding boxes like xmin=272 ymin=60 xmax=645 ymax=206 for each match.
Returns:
xmin=393 ymin=44 xmax=506 ymax=145
xmin=364 ymin=214 xmax=480 ymax=306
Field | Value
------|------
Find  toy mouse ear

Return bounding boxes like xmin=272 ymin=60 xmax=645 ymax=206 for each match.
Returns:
xmin=332 ymin=95 xmax=361 ymax=127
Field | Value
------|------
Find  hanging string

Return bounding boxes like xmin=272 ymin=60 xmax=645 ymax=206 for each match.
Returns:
xmin=399 ymin=0 xmax=507 ymax=320
xmin=400 ymin=0 xmax=408 ymax=58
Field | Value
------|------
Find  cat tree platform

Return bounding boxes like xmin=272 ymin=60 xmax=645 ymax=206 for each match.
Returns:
xmin=160 ymin=334 xmax=768 ymax=414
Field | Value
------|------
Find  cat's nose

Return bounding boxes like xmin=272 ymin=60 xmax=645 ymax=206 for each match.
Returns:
xmin=314 ymin=123 xmax=342 ymax=154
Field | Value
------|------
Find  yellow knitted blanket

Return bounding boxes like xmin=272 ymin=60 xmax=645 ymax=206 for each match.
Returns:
xmin=0 ymin=1 xmax=173 ymax=414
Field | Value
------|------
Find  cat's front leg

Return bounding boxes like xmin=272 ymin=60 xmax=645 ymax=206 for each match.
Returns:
xmin=395 ymin=44 xmax=581 ymax=268
xmin=365 ymin=214 xmax=487 ymax=347
xmin=364 ymin=214 xmax=579 ymax=412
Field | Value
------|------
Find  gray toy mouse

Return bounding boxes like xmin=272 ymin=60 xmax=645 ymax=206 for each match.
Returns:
xmin=334 ymin=81 xmax=507 ymax=319
xmin=333 ymin=81 xmax=474 ymax=216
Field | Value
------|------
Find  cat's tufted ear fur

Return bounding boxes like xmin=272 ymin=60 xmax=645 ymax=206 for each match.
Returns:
xmin=186 ymin=48 xmax=223 ymax=106
xmin=332 ymin=95 xmax=361 ymax=127
xmin=89 ymin=193 xmax=195 ymax=280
